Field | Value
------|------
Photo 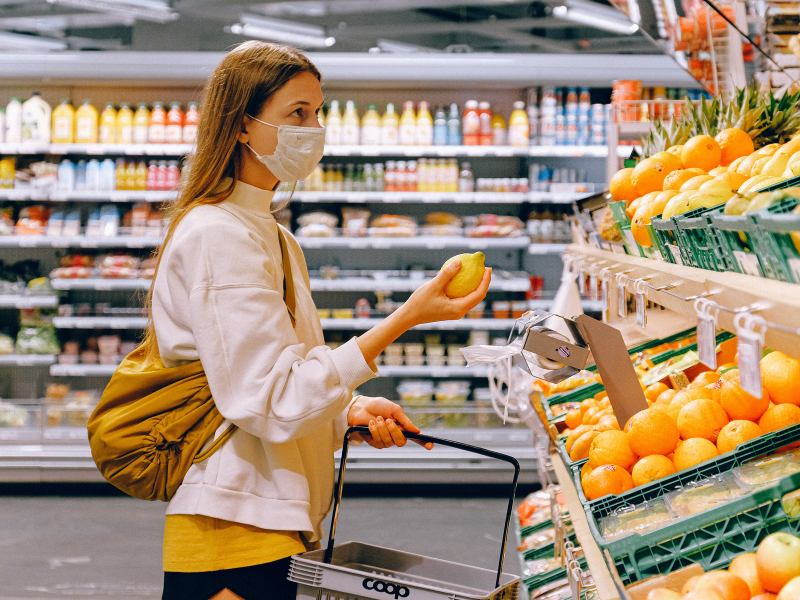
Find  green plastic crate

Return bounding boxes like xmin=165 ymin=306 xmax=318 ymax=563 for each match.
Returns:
xmin=652 ymin=215 xmax=682 ymax=265
xmin=748 ymin=198 xmax=800 ymax=284
xmin=521 ymin=518 xmax=555 ymax=539
xmin=595 ymin=468 xmax=800 ymax=586
xmin=674 ymin=204 xmax=734 ymax=272
xmin=609 ymin=200 xmax=644 ymax=257
xmin=709 ymin=211 xmax=764 ymax=277
xmin=544 ymin=382 xmax=605 ymax=423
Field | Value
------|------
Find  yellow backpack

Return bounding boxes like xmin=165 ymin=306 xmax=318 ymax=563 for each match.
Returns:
xmin=88 ymin=226 xmax=297 ymax=501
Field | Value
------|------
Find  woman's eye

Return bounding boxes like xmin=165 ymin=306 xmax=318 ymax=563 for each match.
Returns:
xmin=292 ymin=109 xmax=303 ymax=117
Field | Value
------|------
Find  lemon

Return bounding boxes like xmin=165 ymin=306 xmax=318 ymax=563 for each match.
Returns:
xmin=441 ymin=252 xmax=486 ymax=298
xmin=760 ymin=154 xmax=790 ymax=177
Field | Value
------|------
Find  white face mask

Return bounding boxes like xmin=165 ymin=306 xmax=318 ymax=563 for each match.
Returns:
xmin=245 ymin=114 xmax=326 ymax=182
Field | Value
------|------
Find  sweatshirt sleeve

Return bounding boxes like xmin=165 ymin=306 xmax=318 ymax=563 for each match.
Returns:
xmin=174 ymin=208 xmax=377 ymax=444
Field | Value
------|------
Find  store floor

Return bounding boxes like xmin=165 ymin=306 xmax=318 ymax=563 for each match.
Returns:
xmin=0 ymin=487 xmax=524 ymax=599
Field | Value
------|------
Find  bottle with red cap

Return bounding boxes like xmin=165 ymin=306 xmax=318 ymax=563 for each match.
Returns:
xmin=478 ymin=101 xmax=492 ymax=146
xmin=183 ymin=102 xmax=199 ymax=144
xmin=148 ymin=102 xmax=166 ymax=144
xmin=165 ymin=102 xmax=184 ymax=144
xmin=166 ymin=160 xmax=181 ymax=189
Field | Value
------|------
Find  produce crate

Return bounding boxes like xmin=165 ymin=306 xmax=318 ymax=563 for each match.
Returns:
xmin=609 ymin=201 xmax=643 ymax=258
xmin=520 ymin=518 xmax=555 ymax=540
xmin=748 ymin=198 xmax=800 ymax=284
xmin=571 ymin=424 xmax=800 ymax=512
xmin=545 ymin=382 xmax=605 ymax=422
xmin=651 ymin=216 xmax=681 ymax=265
xmin=709 ymin=211 xmax=763 ymax=277
xmin=597 ymin=469 xmax=800 ymax=586
xmin=674 ymin=204 xmax=735 ymax=272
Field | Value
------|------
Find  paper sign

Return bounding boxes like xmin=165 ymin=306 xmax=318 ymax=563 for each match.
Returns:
xmin=667 ymin=244 xmax=683 ymax=265
xmin=738 ymin=333 xmax=763 ymax=398
xmin=636 ymin=292 xmax=646 ymax=328
xmin=697 ymin=315 xmax=717 ymax=369
xmin=618 ymin=282 xmax=627 ymax=317
xmin=733 ymin=250 xmax=762 ymax=277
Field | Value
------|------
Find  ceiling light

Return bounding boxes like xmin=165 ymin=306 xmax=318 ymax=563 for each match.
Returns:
xmin=553 ymin=1 xmax=639 ymax=35
xmin=0 ymin=30 xmax=68 ymax=50
xmin=228 ymin=15 xmax=335 ymax=47
xmin=46 ymin=0 xmax=178 ymax=24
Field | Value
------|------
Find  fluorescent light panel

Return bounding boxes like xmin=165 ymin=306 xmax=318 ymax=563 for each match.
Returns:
xmin=46 ymin=0 xmax=178 ymax=23
xmin=552 ymin=3 xmax=639 ymax=35
xmin=0 ymin=30 xmax=67 ymax=50
xmin=230 ymin=15 xmax=335 ymax=47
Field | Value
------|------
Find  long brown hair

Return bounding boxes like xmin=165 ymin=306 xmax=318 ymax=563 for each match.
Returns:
xmin=141 ymin=41 xmax=321 ymax=364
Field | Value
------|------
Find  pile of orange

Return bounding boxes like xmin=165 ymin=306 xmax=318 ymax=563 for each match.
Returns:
xmin=577 ymin=350 xmax=800 ymax=501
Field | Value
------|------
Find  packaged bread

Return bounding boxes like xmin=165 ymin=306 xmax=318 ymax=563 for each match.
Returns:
xmin=342 ymin=208 xmax=370 ymax=237
xmin=297 ymin=211 xmax=338 ymax=228
xmin=369 ymin=214 xmax=417 ymax=237
xmin=425 ymin=212 xmax=462 ymax=226
xmin=464 ymin=214 xmax=524 ymax=238
xmin=598 ymin=206 xmax=622 ymax=242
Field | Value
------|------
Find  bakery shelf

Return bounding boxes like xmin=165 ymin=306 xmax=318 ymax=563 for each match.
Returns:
xmin=0 ymin=354 xmax=56 ymax=366
xmin=52 ymin=316 xmax=148 ymax=329
xmin=0 ymin=235 xmax=162 ymax=248
xmin=50 ymin=363 xmax=117 ymax=376
xmin=321 ymin=318 xmax=519 ymax=330
xmin=297 ymin=236 xmax=530 ymax=250
xmin=50 ymin=278 xmax=151 ymax=291
xmin=0 ymin=295 xmax=59 ymax=309
xmin=567 ymin=244 xmax=800 ymax=362
xmin=377 ymin=365 xmax=487 ymax=377
xmin=309 ymin=276 xmax=531 ymax=292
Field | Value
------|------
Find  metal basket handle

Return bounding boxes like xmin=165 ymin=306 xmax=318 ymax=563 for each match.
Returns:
xmin=324 ymin=425 xmax=521 ymax=589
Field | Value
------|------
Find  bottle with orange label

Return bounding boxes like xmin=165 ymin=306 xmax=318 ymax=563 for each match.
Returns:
xmin=399 ymin=102 xmax=416 ymax=146
xmin=478 ymin=101 xmax=492 ymax=146
xmin=183 ymin=102 xmax=199 ymax=144
xmin=52 ymin=99 xmax=75 ymax=144
xmin=116 ymin=102 xmax=133 ymax=144
xmin=462 ymin=100 xmax=480 ymax=145
xmin=75 ymin=99 xmax=99 ymax=144
xmin=99 ymin=103 xmax=116 ymax=144
xmin=133 ymin=103 xmax=150 ymax=144
xmin=148 ymin=101 xmax=166 ymax=143
xmin=165 ymin=102 xmax=184 ymax=143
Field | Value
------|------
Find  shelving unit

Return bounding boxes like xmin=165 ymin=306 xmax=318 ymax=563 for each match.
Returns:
xmin=0 ymin=295 xmax=59 ymax=309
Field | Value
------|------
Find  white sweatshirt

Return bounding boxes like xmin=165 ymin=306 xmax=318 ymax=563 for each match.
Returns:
xmin=152 ymin=179 xmax=377 ymax=542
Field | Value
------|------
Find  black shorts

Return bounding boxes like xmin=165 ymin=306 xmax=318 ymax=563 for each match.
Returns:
xmin=162 ymin=557 xmax=296 ymax=600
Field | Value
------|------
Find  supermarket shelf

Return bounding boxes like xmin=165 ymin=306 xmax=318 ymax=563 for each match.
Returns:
xmin=617 ymin=122 xmax=653 ymax=136
xmin=50 ymin=278 xmax=150 ymax=290
xmin=52 ymin=316 xmax=148 ymax=329
xmin=567 ymin=244 xmax=800 ymax=362
xmin=297 ymin=236 xmax=530 ymax=250
xmin=0 ymin=428 xmax=538 ymax=484
xmin=310 ymin=277 xmax=530 ymax=292
xmin=321 ymin=318 xmax=518 ymax=330
xmin=528 ymin=243 xmax=567 ymax=255
xmin=377 ymin=366 xmax=486 ymax=377
xmin=50 ymin=364 xmax=117 ymax=376
xmin=0 ymin=235 xmax=162 ymax=248
xmin=0 ymin=354 xmax=56 ymax=366
xmin=0 ymin=295 xmax=59 ymax=309
xmin=0 ymin=189 xmax=176 ymax=202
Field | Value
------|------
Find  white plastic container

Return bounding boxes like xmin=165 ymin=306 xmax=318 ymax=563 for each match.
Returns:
xmin=5 ymin=97 xmax=22 ymax=144
xmin=57 ymin=160 xmax=75 ymax=192
xmin=21 ymin=93 xmax=51 ymax=144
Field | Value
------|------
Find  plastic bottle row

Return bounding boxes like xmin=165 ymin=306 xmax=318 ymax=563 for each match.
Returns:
xmin=0 ymin=94 xmax=199 ymax=145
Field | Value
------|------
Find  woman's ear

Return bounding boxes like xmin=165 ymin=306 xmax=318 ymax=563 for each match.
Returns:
xmin=237 ymin=115 xmax=252 ymax=144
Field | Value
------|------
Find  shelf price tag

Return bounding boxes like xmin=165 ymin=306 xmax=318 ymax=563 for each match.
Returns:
xmin=734 ymin=312 xmax=767 ymax=398
xmin=616 ymin=273 xmax=630 ymax=318
xmin=634 ymin=279 xmax=648 ymax=329
xmin=588 ymin=273 xmax=598 ymax=302
xmin=599 ymin=268 xmax=612 ymax=323
xmin=694 ymin=298 xmax=719 ymax=369
xmin=577 ymin=262 xmax=586 ymax=296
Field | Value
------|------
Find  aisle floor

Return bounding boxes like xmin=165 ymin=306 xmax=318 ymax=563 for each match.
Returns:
xmin=0 ymin=491 xmax=522 ymax=599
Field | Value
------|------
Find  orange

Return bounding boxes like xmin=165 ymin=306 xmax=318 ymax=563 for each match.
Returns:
xmin=651 ymin=151 xmax=683 ymax=173
xmin=692 ymin=371 xmax=721 ymax=388
xmin=674 ymin=437 xmax=719 ymax=470
xmin=759 ymin=404 xmax=800 ymax=448
xmin=589 ymin=430 xmax=638 ymax=470
xmin=565 ymin=424 xmax=594 ymax=452
xmin=720 ymin=375 xmax=770 ymax=421
xmin=627 ymin=191 xmax=660 ymax=219
xmin=570 ymin=430 xmax=601 ymax=461
xmin=762 ymin=353 xmax=800 ymax=406
xmin=667 ymin=144 xmax=684 ymax=160
xmin=597 ymin=414 xmax=620 ymax=430
xmin=750 ymin=595 xmax=776 ymax=600
xmin=680 ymin=174 xmax=715 ymax=191
xmin=677 ymin=398 xmax=729 ymax=442
xmin=683 ymin=576 xmax=703 ymax=595
xmin=715 ymin=128 xmax=755 ymax=166
xmin=588 ymin=408 xmax=611 ymax=425
xmin=717 ymin=420 xmax=764 ymax=454
xmin=579 ymin=399 xmax=597 ymax=415
xmin=761 ymin=350 xmax=791 ymax=372
xmin=655 ymin=388 xmax=677 ymax=405
xmin=631 ymin=454 xmax=676 ymax=486
xmin=682 ymin=135 xmax=722 ymax=171
xmin=582 ymin=406 xmax=600 ymax=425
xmin=729 ymin=553 xmax=767 ymax=597
xmin=683 ymin=590 xmax=725 ymax=600
xmin=728 ymin=156 xmax=747 ymax=174
xmin=565 ymin=409 xmax=582 ymax=430
xmin=709 ymin=166 xmax=728 ymax=176
xmin=645 ymin=382 xmax=670 ymax=402
xmin=736 ymin=153 xmax=765 ymax=178
xmin=663 ymin=169 xmax=701 ymax=191
xmin=714 ymin=170 xmax=748 ymax=191
xmin=632 ymin=157 xmax=680 ymax=196
xmin=580 ymin=461 xmax=593 ymax=481
xmin=626 ymin=408 xmax=681 ymax=456
xmin=610 ymin=168 xmax=638 ymax=202
xmin=695 ymin=571 xmax=751 ymax=600
xmin=667 ymin=387 xmax=715 ymax=422
xmin=582 ymin=464 xmax=634 ymax=500
xmin=631 ymin=197 xmax=675 ymax=246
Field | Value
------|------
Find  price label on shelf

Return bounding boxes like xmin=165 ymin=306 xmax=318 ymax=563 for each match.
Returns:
xmin=618 ymin=282 xmax=627 ymax=317
xmin=588 ymin=274 xmax=598 ymax=301
xmin=600 ymin=279 xmax=609 ymax=322
xmin=667 ymin=244 xmax=683 ymax=265
xmin=635 ymin=292 xmax=646 ymax=328
xmin=733 ymin=251 xmax=762 ymax=277
xmin=738 ymin=334 xmax=763 ymax=398
xmin=789 ymin=258 xmax=800 ymax=284
xmin=697 ymin=314 xmax=717 ymax=369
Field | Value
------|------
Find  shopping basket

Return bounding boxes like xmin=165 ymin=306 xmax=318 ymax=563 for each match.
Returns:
xmin=288 ymin=425 xmax=522 ymax=600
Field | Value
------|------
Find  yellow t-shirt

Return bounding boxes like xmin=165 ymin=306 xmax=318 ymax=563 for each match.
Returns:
xmin=163 ymin=514 xmax=307 ymax=572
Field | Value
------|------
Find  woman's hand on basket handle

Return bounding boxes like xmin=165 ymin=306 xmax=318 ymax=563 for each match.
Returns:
xmin=347 ymin=396 xmax=433 ymax=450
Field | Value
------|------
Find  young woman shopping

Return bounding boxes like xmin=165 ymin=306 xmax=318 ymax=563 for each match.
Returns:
xmin=147 ymin=41 xmax=491 ymax=599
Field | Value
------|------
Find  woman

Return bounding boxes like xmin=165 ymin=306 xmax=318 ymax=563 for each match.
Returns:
xmin=147 ymin=41 xmax=491 ymax=599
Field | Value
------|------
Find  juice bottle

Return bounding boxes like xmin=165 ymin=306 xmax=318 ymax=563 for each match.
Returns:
xmin=491 ymin=112 xmax=506 ymax=146
xmin=182 ymin=102 xmax=199 ymax=144
xmin=148 ymin=101 xmax=166 ymax=143
xmin=508 ymin=101 xmax=529 ymax=147
xmin=447 ymin=103 xmax=461 ymax=146
xmin=399 ymin=101 xmax=416 ymax=146
xmin=415 ymin=101 xmax=433 ymax=146
xmin=325 ymin=100 xmax=342 ymax=145
xmin=156 ymin=160 xmax=168 ymax=190
xmin=75 ymin=99 xmax=99 ymax=144
xmin=360 ymin=103 xmax=381 ymax=146
xmin=135 ymin=161 xmax=147 ymax=191
xmin=5 ymin=98 xmax=22 ymax=144
xmin=478 ymin=102 xmax=492 ymax=146
xmin=165 ymin=102 xmax=184 ymax=143
xmin=115 ymin=102 xmax=133 ymax=144
xmin=380 ymin=103 xmax=399 ymax=146
xmin=166 ymin=160 xmax=180 ymax=189
xmin=432 ymin=106 xmax=447 ymax=146
xmin=99 ymin=103 xmax=116 ymax=144
xmin=462 ymin=100 xmax=480 ymax=145
xmin=341 ymin=100 xmax=360 ymax=145
xmin=52 ymin=99 xmax=75 ymax=144
xmin=125 ymin=161 xmax=137 ymax=190
xmin=115 ymin=159 xmax=127 ymax=191
xmin=22 ymin=93 xmax=51 ymax=144
xmin=133 ymin=103 xmax=150 ymax=144
xmin=146 ymin=161 xmax=158 ymax=191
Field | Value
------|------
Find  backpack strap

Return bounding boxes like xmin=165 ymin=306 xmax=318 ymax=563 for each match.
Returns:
xmin=277 ymin=226 xmax=297 ymax=328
